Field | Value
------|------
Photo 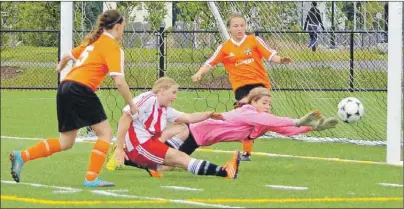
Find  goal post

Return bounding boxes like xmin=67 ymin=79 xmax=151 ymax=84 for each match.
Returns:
xmin=386 ymin=2 xmax=403 ymax=165
xmin=59 ymin=2 xmax=73 ymax=81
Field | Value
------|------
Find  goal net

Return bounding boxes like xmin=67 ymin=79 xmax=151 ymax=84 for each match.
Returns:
xmin=71 ymin=2 xmax=400 ymax=147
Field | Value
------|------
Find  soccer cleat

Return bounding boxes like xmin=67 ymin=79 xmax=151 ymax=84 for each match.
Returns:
xmin=224 ymin=151 xmax=241 ymax=179
xmin=10 ymin=151 xmax=24 ymax=183
xmin=84 ymin=178 xmax=115 ymax=187
xmin=146 ymin=168 xmax=164 ymax=178
xmin=240 ymin=152 xmax=251 ymax=161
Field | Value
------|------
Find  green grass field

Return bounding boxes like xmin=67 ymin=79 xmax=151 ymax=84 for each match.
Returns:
xmin=1 ymin=89 xmax=402 ymax=208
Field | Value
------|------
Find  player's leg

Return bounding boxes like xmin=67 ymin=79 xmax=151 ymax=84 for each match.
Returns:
xmin=10 ymin=81 xmax=80 ymax=183
xmin=236 ymin=86 xmax=256 ymax=161
xmin=156 ymin=129 xmax=201 ymax=172
xmin=84 ymin=120 xmax=115 ymax=187
xmin=161 ymin=123 xmax=189 ymax=149
xmin=164 ymin=147 xmax=241 ymax=179
xmin=10 ymin=131 xmax=76 ymax=183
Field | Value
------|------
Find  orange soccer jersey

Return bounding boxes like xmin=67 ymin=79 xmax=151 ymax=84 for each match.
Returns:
xmin=205 ymin=35 xmax=277 ymax=92
xmin=64 ymin=32 xmax=124 ymax=91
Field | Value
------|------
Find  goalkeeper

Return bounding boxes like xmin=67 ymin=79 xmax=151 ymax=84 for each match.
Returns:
xmin=192 ymin=13 xmax=292 ymax=161
xmin=107 ymin=87 xmax=338 ymax=176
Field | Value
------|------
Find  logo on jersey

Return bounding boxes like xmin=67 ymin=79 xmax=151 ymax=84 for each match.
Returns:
xmin=245 ymin=48 xmax=252 ymax=55
xmin=226 ymin=52 xmax=235 ymax=58
xmin=235 ymin=58 xmax=255 ymax=67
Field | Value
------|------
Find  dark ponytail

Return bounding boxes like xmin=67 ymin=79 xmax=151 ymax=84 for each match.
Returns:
xmin=84 ymin=9 xmax=123 ymax=46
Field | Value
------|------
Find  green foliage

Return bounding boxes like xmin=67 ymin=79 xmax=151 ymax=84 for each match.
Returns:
xmin=0 ymin=2 xmax=59 ymax=47
xmin=327 ymin=2 xmax=386 ymax=30
xmin=175 ymin=2 xmax=212 ymax=30
xmin=116 ymin=1 xmax=140 ymax=30
xmin=144 ymin=2 xmax=167 ymax=30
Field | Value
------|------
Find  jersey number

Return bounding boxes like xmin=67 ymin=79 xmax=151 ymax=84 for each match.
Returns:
xmin=75 ymin=45 xmax=94 ymax=67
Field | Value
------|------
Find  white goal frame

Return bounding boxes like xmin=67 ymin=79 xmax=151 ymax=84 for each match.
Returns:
xmin=60 ymin=1 xmax=403 ymax=165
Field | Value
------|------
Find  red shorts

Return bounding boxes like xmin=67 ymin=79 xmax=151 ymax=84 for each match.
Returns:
xmin=125 ymin=136 xmax=169 ymax=170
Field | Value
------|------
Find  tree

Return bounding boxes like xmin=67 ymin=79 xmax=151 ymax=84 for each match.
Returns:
xmin=15 ymin=2 xmax=60 ymax=47
xmin=116 ymin=1 xmax=140 ymax=30
xmin=144 ymin=2 xmax=167 ymax=30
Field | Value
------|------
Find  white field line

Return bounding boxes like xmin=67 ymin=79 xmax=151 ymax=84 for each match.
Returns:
xmin=2 ymin=135 xmax=402 ymax=167
xmin=378 ymin=183 xmax=403 ymax=188
xmin=196 ymin=148 xmax=403 ymax=167
xmin=1 ymin=180 xmax=81 ymax=193
xmin=161 ymin=186 xmax=204 ymax=192
xmin=1 ymin=180 xmax=240 ymax=208
xmin=91 ymin=190 xmax=240 ymax=208
xmin=266 ymin=185 xmax=309 ymax=191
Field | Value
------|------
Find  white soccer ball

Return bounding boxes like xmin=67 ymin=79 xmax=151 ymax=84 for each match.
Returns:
xmin=337 ymin=97 xmax=364 ymax=123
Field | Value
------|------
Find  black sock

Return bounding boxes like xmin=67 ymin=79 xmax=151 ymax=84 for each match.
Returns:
xmin=188 ymin=159 xmax=227 ymax=177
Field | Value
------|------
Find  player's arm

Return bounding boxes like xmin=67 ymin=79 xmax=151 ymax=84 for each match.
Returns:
xmin=192 ymin=44 xmax=225 ymax=82
xmin=56 ymin=53 xmax=74 ymax=73
xmin=56 ymin=44 xmax=85 ymax=72
xmin=114 ymin=112 xmax=132 ymax=165
xmin=105 ymin=47 xmax=138 ymax=114
xmin=116 ymin=113 xmax=132 ymax=150
xmin=175 ymin=111 xmax=222 ymax=124
xmin=255 ymin=36 xmax=292 ymax=64
xmin=113 ymin=76 xmax=134 ymax=106
xmin=166 ymin=106 xmax=222 ymax=124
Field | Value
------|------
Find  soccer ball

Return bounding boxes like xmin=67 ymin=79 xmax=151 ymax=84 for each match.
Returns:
xmin=337 ymin=97 xmax=364 ymax=123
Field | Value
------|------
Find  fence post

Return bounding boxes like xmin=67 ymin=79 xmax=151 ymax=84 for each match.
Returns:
xmin=349 ymin=31 xmax=354 ymax=91
xmin=158 ymin=25 xmax=165 ymax=78
xmin=331 ymin=1 xmax=336 ymax=47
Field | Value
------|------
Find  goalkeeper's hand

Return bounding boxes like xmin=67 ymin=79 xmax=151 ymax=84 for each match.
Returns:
xmin=312 ymin=117 xmax=339 ymax=131
xmin=295 ymin=110 xmax=322 ymax=127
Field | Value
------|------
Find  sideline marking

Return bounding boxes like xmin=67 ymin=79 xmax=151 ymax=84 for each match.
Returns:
xmin=161 ymin=186 xmax=204 ymax=192
xmin=196 ymin=148 xmax=403 ymax=167
xmin=1 ymin=195 xmax=402 ymax=205
xmin=266 ymin=185 xmax=308 ymax=191
xmin=1 ymin=180 xmax=238 ymax=208
xmin=378 ymin=183 xmax=403 ymax=188
xmin=1 ymin=180 xmax=81 ymax=194
xmin=2 ymin=136 xmax=402 ymax=167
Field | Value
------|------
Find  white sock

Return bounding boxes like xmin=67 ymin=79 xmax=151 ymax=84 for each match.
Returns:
xmin=187 ymin=158 xmax=203 ymax=175
xmin=166 ymin=137 xmax=184 ymax=149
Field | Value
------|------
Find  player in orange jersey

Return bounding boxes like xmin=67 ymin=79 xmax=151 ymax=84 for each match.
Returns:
xmin=192 ymin=13 xmax=292 ymax=161
xmin=10 ymin=10 xmax=137 ymax=187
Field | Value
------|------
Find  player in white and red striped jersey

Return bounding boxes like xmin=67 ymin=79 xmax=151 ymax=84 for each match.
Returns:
xmin=112 ymin=77 xmax=240 ymax=179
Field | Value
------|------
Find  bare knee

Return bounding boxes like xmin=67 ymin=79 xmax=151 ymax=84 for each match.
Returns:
xmin=164 ymin=148 xmax=191 ymax=169
xmin=175 ymin=123 xmax=189 ymax=139
xmin=91 ymin=121 xmax=113 ymax=141
xmin=59 ymin=131 xmax=78 ymax=150
xmin=95 ymin=126 xmax=113 ymax=141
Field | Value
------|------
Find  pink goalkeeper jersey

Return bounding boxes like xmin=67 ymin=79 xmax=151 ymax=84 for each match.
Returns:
xmin=189 ymin=104 xmax=312 ymax=146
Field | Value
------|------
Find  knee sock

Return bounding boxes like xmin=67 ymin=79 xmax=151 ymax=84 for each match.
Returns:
xmin=85 ymin=139 xmax=110 ymax=181
xmin=21 ymin=138 xmax=62 ymax=163
xmin=242 ymin=140 xmax=253 ymax=154
xmin=187 ymin=158 xmax=227 ymax=177
xmin=164 ymin=137 xmax=183 ymax=150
